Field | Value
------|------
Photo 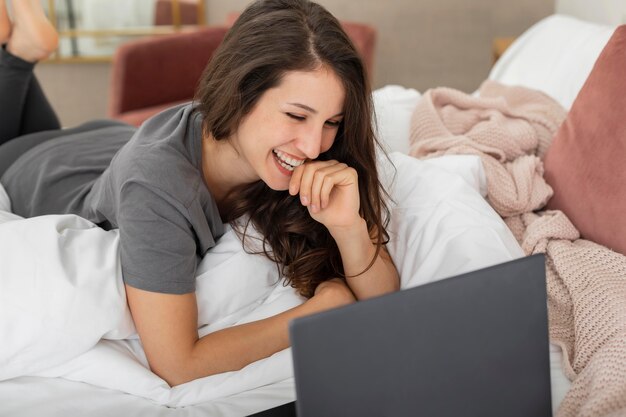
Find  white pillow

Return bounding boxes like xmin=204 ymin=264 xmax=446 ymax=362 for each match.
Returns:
xmin=372 ymin=85 xmax=421 ymax=154
xmin=421 ymin=154 xmax=488 ymax=198
xmin=488 ymin=14 xmax=615 ymax=110
xmin=382 ymin=152 xmax=524 ymax=288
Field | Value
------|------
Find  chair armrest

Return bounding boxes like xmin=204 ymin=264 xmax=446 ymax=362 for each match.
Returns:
xmin=108 ymin=26 xmax=228 ymax=118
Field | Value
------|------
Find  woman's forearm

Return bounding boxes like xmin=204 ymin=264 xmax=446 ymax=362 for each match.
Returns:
xmin=168 ymin=287 xmax=351 ymax=386
xmin=171 ymin=301 xmax=313 ymax=386
xmin=329 ymin=218 xmax=400 ymax=301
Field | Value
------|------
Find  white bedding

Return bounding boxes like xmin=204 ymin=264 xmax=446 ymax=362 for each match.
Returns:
xmin=0 ymin=198 xmax=301 ymax=407
xmin=0 ymin=152 xmax=569 ymax=415
xmin=488 ymin=14 xmax=615 ymax=110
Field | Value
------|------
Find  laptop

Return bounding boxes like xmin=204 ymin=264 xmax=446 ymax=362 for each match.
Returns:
xmin=250 ymin=254 xmax=552 ymax=417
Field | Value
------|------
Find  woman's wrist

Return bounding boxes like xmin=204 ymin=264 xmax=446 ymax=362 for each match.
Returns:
xmin=326 ymin=217 xmax=369 ymax=247
xmin=328 ymin=217 xmax=379 ymax=278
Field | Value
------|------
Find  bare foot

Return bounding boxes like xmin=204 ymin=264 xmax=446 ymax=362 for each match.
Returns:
xmin=7 ymin=0 xmax=59 ymax=62
xmin=0 ymin=0 xmax=11 ymax=45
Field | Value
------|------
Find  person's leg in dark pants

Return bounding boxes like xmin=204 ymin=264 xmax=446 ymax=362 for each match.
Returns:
xmin=0 ymin=46 xmax=60 ymax=144
xmin=0 ymin=0 xmax=60 ymax=145
xmin=18 ymin=68 xmax=62 ymax=135
xmin=0 ymin=0 xmax=63 ymax=176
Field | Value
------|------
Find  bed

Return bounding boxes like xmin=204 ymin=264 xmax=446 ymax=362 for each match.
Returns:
xmin=0 ymin=13 xmax=619 ymax=417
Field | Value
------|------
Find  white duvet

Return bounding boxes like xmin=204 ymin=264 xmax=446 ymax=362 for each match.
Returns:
xmin=0 ymin=152 xmax=524 ymax=407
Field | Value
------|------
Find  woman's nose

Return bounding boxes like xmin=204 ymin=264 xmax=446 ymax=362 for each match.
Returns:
xmin=296 ymin=124 xmax=324 ymax=160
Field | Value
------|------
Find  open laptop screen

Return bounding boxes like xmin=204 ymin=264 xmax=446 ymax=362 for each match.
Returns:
xmin=289 ymin=254 xmax=551 ymax=417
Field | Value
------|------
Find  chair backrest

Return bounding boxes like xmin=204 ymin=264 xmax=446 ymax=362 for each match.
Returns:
xmin=108 ymin=26 xmax=228 ymax=118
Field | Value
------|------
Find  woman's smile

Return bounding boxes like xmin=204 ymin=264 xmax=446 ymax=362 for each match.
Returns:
xmin=272 ymin=149 xmax=306 ymax=176
xmin=272 ymin=149 xmax=296 ymax=175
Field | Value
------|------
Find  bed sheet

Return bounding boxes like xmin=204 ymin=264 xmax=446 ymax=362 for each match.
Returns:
xmin=0 ymin=376 xmax=295 ymax=417
xmin=0 ymin=153 xmax=571 ymax=416
xmin=0 ymin=344 xmax=570 ymax=417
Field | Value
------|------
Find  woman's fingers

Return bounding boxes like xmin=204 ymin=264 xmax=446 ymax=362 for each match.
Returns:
xmin=292 ymin=160 xmax=361 ymax=229
xmin=320 ymin=175 xmax=335 ymax=209
xmin=316 ymin=165 xmax=349 ymax=209
xmin=293 ymin=160 xmax=338 ymax=208
xmin=288 ymin=163 xmax=305 ymax=196
xmin=291 ymin=160 xmax=358 ymax=218
xmin=309 ymin=163 xmax=347 ymax=212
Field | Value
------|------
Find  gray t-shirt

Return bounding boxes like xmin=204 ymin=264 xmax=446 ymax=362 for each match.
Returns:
xmin=2 ymin=103 xmax=225 ymax=294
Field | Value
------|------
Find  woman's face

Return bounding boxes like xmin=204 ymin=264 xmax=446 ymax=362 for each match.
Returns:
xmin=230 ymin=66 xmax=346 ymax=191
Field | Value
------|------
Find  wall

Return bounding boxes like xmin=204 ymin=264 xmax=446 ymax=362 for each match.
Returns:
xmin=556 ymin=0 xmax=626 ymax=25
xmin=36 ymin=0 xmax=554 ymax=127
xmin=35 ymin=63 xmax=111 ymax=127
xmin=207 ymin=0 xmax=553 ymax=92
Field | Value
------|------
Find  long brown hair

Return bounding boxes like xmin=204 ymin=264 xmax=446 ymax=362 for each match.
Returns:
xmin=194 ymin=0 xmax=391 ymax=298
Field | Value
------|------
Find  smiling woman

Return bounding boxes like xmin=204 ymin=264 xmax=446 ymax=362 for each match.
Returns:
xmin=201 ymin=67 xmax=345 ymax=196
xmin=0 ymin=0 xmax=399 ymax=387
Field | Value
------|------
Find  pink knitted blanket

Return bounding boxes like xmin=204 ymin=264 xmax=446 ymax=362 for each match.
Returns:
xmin=409 ymin=80 xmax=626 ymax=416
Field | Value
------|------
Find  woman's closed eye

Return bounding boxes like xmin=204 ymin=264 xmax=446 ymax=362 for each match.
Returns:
xmin=286 ymin=113 xmax=341 ymax=128
xmin=287 ymin=113 xmax=306 ymax=121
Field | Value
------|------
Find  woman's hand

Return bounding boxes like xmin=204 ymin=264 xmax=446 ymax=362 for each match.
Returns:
xmin=288 ymin=160 xmax=361 ymax=231
xmin=289 ymin=160 xmax=399 ymax=302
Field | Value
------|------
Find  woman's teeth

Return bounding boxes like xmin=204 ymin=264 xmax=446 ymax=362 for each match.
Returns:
xmin=273 ymin=150 xmax=305 ymax=170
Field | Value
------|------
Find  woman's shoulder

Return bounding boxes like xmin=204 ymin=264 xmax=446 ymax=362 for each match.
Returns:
xmin=134 ymin=102 xmax=198 ymax=145
xmin=110 ymin=102 xmax=205 ymax=207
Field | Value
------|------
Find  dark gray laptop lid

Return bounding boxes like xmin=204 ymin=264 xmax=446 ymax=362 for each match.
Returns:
xmin=289 ymin=254 xmax=551 ymax=417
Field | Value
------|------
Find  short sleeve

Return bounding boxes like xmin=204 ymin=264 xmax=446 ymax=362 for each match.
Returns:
xmin=118 ymin=182 xmax=198 ymax=294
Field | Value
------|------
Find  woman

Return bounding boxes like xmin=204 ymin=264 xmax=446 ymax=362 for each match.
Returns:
xmin=0 ymin=0 xmax=399 ymax=386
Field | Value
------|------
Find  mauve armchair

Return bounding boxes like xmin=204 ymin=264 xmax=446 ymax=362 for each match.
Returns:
xmin=109 ymin=22 xmax=376 ymax=127
xmin=108 ymin=26 xmax=228 ymax=126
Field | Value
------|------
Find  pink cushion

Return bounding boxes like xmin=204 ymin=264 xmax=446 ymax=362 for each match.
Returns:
xmin=543 ymin=25 xmax=626 ymax=255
